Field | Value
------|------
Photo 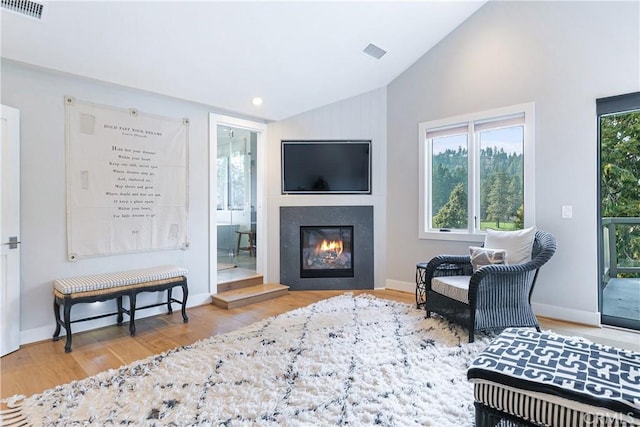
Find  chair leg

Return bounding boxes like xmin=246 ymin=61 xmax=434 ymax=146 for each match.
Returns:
xmin=469 ymin=308 xmax=476 ymax=343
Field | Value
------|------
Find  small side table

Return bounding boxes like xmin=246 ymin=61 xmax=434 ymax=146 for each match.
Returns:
xmin=416 ymin=262 xmax=465 ymax=309
xmin=415 ymin=262 xmax=428 ymax=309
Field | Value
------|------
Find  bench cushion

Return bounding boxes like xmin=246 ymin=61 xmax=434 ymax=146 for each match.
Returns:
xmin=53 ymin=265 xmax=188 ymax=295
xmin=468 ymin=328 xmax=640 ymax=424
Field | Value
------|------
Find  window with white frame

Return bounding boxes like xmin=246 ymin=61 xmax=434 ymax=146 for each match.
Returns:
xmin=418 ymin=103 xmax=535 ymax=241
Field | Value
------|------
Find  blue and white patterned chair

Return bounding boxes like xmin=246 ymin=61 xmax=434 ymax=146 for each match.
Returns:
xmin=423 ymin=230 xmax=557 ymax=342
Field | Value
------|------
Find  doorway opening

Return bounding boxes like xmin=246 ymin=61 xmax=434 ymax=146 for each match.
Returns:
xmin=209 ymin=114 xmax=266 ymax=294
xmin=597 ymin=92 xmax=640 ymax=331
xmin=216 ymin=125 xmax=257 ymax=271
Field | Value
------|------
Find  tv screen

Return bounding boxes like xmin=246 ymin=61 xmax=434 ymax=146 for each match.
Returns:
xmin=282 ymin=140 xmax=371 ymax=194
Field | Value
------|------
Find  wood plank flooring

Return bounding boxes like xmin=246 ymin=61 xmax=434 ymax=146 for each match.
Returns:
xmin=1 ymin=289 xmax=639 ymax=401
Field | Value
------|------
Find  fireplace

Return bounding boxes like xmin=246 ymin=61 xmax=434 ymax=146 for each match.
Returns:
xmin=300 ymin=226 xmax=354 ymax=278
xmin=280 ymin=206 xmax=373 ymax=291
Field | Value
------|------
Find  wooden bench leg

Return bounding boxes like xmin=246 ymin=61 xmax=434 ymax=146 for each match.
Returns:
xmin=53 ymin=298 xmax=62 ymax=341
xmin=129 ymin=293 xmax=137 ymax=336
xmin=167 ymin=288 xmax=174 ymax=315
xmin=167 ymin=282 xmax=188 ymax=323
xmin=52 ymin=296 xmax=74 ymax=352
xmin=181 ymin=281 xmax=189 ymax=323
xmin=63 ymin=302 xmax=73 ymax=353
xmin=116 ymin=296 xmax=124 ymax=325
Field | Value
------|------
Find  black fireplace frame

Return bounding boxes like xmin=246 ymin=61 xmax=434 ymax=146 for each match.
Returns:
xmin=299 ymin=225 xmax=354 ymax=278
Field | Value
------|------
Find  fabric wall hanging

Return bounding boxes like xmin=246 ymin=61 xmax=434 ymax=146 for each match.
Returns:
xmin=64 ymin=96 xmax=189 ymax=260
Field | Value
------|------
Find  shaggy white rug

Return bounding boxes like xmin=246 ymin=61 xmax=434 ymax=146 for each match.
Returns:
xmin=2 ymin=293 xmax=494 ymax=426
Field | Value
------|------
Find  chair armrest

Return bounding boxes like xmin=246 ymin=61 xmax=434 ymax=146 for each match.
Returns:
xmin=425 ymin=255 xmax=471 ymax=272
xmin=471 ymin=260 xmax=539 ymax=278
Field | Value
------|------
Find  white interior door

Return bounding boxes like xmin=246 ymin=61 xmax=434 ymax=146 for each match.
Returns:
xmin=1 ymin=104 xmax=21 ymax=356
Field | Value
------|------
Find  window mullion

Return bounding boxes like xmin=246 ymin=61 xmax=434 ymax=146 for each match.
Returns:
xmin=468 ymin=123 xmax=479 ymax=234
xmin=417 ymin=122 xmax=429 ymax=237
xmin=425 ymin=136 xmax=433 ymax=231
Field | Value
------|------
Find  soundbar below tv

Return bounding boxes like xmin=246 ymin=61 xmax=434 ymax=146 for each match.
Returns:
xmin=281 ymin=140 xmax=371 ymax=194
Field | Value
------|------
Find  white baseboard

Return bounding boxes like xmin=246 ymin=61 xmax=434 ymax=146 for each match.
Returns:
xmin=532 ymin=302 xmax=600 ymax=327
xmin=384 ymin=279 xmax=601 ymax=327
xmin=385 ymin=279 xmax=414 ymax=294
xmin=21 ymin=292 xmax=212 ymax=346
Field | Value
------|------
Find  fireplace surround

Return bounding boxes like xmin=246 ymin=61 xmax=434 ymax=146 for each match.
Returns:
xmin=280 ymin=206 xmax=373 ymax=290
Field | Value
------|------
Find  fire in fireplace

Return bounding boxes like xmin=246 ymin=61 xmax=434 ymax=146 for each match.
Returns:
xmin=300 ymin=226 xmax=354 ymax=278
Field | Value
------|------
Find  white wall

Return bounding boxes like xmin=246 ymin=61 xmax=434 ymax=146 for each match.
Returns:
xmin=0 ymin=61 xmax=241 ymax=344
xmin=265 ymin=88 xmax=387 ymax=287
xmin=4 ymin=1 xmax=637 ymax=345
xmin=386 ymin=1 xmax=640 ymax=324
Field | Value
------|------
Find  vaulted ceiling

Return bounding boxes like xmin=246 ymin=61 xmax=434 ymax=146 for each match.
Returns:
xmin=1 ymin=1 xmax=486 ymax=121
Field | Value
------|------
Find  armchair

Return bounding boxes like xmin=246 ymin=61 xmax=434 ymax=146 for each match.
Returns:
xmin=424 ymin=230 xmax=557 ymax=342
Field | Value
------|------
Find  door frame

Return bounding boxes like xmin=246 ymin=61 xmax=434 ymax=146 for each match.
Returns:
xmin=596 ymin=92 xmax=640 ymax=331
xmin=209 ymin=114 xmax=267 ymax=294
xmin=1 ymin=104 xmax=21 ymax=356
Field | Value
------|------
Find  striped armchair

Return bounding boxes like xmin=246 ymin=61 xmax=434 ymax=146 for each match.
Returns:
xmin=423 ymin=230 xmax=557 ymax=343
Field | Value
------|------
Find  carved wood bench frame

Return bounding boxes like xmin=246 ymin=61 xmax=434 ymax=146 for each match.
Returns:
xmin=53 ymin=275 xmax=188 ymax=353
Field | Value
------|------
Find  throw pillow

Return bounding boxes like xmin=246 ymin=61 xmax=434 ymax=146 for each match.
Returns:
xmin=469 ymin=246 xmax=506 ymax=272
xmin=484 ymin=226 xmax=536 ymax=265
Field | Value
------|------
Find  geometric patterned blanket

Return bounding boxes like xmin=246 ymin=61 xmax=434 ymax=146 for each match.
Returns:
xmin=467 ymin=328 xmax=640 ymax=417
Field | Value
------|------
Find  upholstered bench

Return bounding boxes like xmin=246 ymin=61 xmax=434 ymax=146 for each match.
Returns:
xmin=468 ymin=328 xmax=640 ymax=426
xmin=53 ymin=265 xmax=189 ymax=353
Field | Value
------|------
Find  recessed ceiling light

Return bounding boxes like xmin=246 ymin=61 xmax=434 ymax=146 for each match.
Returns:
xmin=252 ymin=97 xmax=263 ymax=106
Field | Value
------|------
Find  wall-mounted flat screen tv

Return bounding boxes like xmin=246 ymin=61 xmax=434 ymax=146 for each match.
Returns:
xmin=282 ymin=140 xmax=371 ymax=194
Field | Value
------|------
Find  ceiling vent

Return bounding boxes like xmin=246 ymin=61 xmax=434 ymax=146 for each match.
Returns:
xmin=362 ymin=43 xmax=387 ymax=60
xmin=1 ymin=0 xmax=46 ymax=21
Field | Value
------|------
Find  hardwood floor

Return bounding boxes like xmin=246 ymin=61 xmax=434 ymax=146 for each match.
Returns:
xmin=1 ymin=289 xmax=639 ymax=401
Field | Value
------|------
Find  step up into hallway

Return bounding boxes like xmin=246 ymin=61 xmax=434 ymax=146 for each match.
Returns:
xmin=213 ymin=267 xmax=289 ymax=309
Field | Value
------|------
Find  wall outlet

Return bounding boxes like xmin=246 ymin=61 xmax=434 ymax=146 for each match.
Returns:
xmin=562 ymin=205 xmax=573 ymax=219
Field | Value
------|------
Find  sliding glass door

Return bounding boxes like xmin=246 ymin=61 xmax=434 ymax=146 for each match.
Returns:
xmin=597 ymin=92 xmax=640 ymax=331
